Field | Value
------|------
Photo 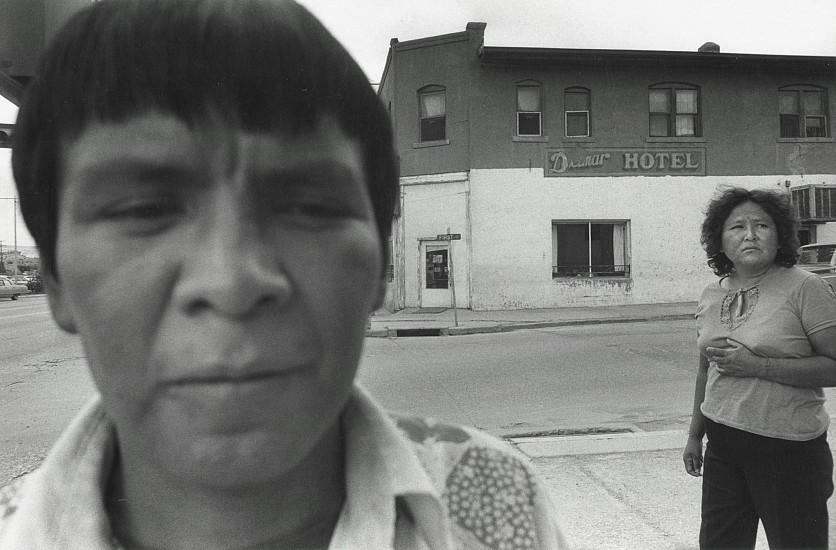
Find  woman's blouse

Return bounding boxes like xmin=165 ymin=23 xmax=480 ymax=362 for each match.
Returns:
xmin=696 ymin=266 xmax=836 ymax=441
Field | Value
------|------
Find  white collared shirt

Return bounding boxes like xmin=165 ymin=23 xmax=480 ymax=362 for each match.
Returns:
xmin=0 ymin=386 xmax=565 ymax=549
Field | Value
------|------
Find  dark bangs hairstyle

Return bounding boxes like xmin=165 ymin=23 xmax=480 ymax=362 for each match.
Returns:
xmin=700 ymin=186 xmax=800 ymax=277
xmin=12 ymin=0 xmax=398 ymax=274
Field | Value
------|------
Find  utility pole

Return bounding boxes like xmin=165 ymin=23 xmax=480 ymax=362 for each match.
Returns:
xmin=437 ymin=228 xmax=462 ymax=327
xmin=13 ymin=198 xmax=17 ymax=276
xmin=447 ymin=227 xmax=458 ymax=327
xmin=0 ymin=198 xmax=18 ymax=276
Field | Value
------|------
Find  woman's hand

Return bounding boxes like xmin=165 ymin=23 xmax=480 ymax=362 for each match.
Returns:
xmin=705 ymin=339 xmax=762 ymax=378
xmin=683 ymin=436 xmax=703 ymax=477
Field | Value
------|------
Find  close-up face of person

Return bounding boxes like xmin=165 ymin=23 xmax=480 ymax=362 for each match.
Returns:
xmin=720 ymin=200 xmax=779 ymax=276
xmin=44 ymin=111 xmax=384 ymax=488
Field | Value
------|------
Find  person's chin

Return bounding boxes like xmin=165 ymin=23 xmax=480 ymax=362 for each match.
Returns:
xmin=142 ymin=391 xmax=318 ymax=487
xmin=151 ymin=424 xmax=313 ymax=488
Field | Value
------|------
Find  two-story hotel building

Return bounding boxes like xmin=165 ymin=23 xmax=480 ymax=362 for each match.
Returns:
xmin=377 ymin=23 xmax=836 ymax=311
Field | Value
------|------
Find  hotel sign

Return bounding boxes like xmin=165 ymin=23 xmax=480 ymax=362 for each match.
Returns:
xmin=545 ymin=148 xmax=705 ymax=177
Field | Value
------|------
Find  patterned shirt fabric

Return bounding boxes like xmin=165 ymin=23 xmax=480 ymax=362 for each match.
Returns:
xmin=0 ymin=385 xmax=565 ymax=549
xmin=696 ymin=266 xmax=836 ymax=440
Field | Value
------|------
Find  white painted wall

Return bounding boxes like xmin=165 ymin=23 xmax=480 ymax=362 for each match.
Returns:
xmin=400 ymin=173 xmax=470 ymax=308
xmin=0 ymin=96 xmax=20 ymax=249
xmin=395 ymin=169 xmax=825 ymax=310
xmin=0 ymin=97 xmax=36 ymax=250
xmin=816 ymin=223 xmax=836 ymax=244
xmin=0 ymin=95 xmax=17 ymax=124
xmin=1 ymin=94 xmax=16 ymax=194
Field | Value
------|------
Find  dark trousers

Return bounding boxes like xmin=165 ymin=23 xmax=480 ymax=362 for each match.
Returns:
xmin=701 ymin=418 xmax=834 ymax=549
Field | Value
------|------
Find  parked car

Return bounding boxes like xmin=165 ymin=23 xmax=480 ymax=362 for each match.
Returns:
xmin=797 ymin=243 xmax=836 ymax=290
xmin=0 ymin=275 xmax=28 ymax=300
xmin=27 ymin=273 xmax=44 ymax=294
xmin=7 ymin=275 xmax=30 ymax=286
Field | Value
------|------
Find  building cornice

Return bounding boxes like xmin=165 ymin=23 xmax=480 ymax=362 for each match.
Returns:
xmin=479 ymin=46 xmax=836 ymax=74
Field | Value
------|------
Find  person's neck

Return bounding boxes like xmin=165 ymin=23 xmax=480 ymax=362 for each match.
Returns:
xmin=107 ymin=422 xmax=345 ymax=550
xmin=729 ymin=263 xmax=776 ymax=289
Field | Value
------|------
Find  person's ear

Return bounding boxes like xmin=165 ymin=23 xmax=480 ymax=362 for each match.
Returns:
xmin=42 ymin=269 xmax=78 ymax=334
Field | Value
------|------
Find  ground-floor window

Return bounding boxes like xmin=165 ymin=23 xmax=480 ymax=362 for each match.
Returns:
xmin=552 ymin=221 xmax=630 ymax=278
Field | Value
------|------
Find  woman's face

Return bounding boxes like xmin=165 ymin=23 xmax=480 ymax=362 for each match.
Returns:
xmin=721 ymin=201 xmax=779 ymax=276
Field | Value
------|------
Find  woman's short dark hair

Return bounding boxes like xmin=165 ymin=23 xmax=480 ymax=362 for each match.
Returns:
xmin=701 ymin=186 xmax=800 ymax=277
xmin=12 ymin=0 xmax=398 ymax=274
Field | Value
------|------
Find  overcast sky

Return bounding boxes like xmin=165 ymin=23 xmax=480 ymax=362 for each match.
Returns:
xmin=3 ymin=0 xmax=836 ymax=248
xmin=296 ymin=0 xmax=836 ymax=82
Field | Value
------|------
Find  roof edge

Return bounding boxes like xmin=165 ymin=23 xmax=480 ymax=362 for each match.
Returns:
xmin=0 ymin=71 xmax=24 ymax=107
xmin=391 ymin=22 xmax=486 ymax=52
xmin=479 ymin=45 xmax=836 ymax=71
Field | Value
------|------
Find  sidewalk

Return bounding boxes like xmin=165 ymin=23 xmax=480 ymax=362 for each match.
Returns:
xmin=367 ymin=301 xmax=697 ymax=337
xmin=519 ymin=425 xmax=836 ymax=550
xmin=367 ymin=303 xmax=836 ymax=549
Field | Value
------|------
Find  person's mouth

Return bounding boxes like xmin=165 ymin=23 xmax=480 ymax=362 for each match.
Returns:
xmin=161 ymin=360 xmax=309 ymax=388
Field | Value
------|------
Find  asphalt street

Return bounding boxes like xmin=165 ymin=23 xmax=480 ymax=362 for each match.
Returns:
xmin=0 ymin=295 xmax=90 ymax=483
xmin=358 ymin=320 xmax=697 ymax=437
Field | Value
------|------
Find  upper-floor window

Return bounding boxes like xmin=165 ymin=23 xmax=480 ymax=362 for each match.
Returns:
xmin=649 ymin=83 xmax=700 ymax=137
xmin=419 ymin=85 xmax=446 ymax=142
xmin=779 ymin=85 xmax=829 ymax=138
xmin=516 ymin=81 xmax=542 ymax=136
xmin=564 ymin=87 xmax=590 ymax=137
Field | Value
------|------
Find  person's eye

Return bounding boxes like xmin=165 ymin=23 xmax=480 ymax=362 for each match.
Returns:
xmin=103 ymin=198 xmax=185 ymax=232
xmin=288 ymin=202 xmax=350 ymax=219
xmin=113 ymin=202 xmax=182 ymax=219
xmin=271 ymin=198 xmax=356 ymax=227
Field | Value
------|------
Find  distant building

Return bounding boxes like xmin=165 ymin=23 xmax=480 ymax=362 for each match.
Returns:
xmin=1 ymin=1 xmax=96 ymax=254
xmin=0 ymin=71 xmax=20 ymax=146
xmin=378 ymin=23 xmax=836 ymax=310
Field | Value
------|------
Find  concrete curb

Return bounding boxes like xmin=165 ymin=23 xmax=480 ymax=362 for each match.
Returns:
xmin=365 ymin=313 xmax=694 ymax=338
xmin=510 ymin=413 xmax=836 ymax=458
xmin=511 ymin=430 xmax=687 ymax=457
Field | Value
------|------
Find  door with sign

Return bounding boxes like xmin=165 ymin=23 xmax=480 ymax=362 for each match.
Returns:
xmin=421 ymin=243 xmax=451 ymax=308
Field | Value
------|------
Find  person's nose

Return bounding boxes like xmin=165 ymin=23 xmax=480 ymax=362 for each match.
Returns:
xmin=174 ymin=198 xmax=292 ymax=318
xmin=743 ymin=223 xmax=758 ymax=241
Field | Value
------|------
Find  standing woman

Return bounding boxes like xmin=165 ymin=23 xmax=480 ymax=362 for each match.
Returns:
xmin=683 ymin=187 xmax=836 ymax=549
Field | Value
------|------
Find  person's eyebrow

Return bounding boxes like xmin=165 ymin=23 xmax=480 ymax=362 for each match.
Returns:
xmin=250 ymin=161 xmax=363 ymax=190
xmin=73 ymin=159 xmax=202 ymax=189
